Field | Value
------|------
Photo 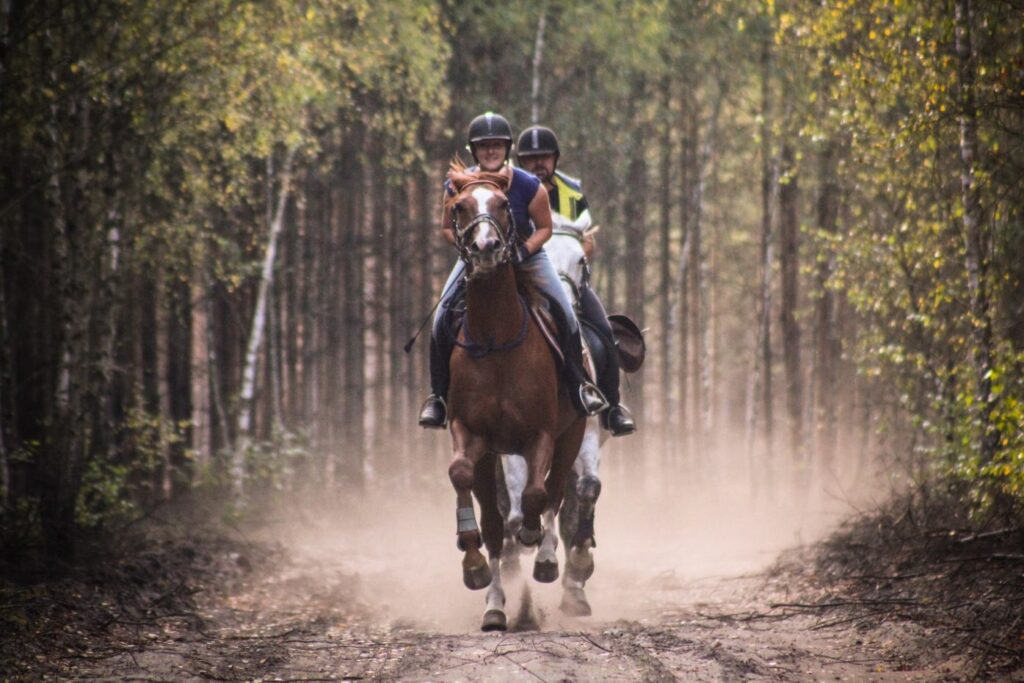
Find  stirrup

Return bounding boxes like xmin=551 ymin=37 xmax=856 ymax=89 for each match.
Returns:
xmin=578 ymin=382 xmax=609 ymax=416
xmin=418 ymin=394 xmax=448 ymax=429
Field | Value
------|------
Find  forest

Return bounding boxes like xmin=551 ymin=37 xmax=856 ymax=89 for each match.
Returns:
xmin=3 ymin=0 xmax=1024 ymax=678
xmin=1 ymin=0 xmax=1023 ymax=605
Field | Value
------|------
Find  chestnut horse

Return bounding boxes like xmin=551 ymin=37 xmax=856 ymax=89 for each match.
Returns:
xmin=445 ymin=165 xmax=585 ymax=632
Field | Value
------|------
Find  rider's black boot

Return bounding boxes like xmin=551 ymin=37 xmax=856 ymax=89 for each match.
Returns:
xmin=419 ymin=332 xmax=451 ymax=429
xmin=592 ymin=323 xmax=635 ymax=436
xmin=418 ymin=394 xmax=447 ymax=429
xmin=603 ymin=404 xmax=636 ymax=436
xmin=565 ymin=329 xmax=608 ymax=416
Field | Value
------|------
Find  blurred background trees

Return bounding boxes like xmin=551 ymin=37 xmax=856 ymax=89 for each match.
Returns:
xmin=1 ymin=0 xmax=1021 ymax=563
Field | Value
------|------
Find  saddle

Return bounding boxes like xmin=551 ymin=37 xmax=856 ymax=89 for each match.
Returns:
xmin=444 ymin=293 xmax=645 ymax=379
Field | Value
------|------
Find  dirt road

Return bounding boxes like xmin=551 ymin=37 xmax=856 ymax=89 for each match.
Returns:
xmin=9 ymin=465 xmax=962 ymax=682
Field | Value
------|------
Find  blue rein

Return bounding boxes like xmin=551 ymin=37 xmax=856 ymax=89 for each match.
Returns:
xmin=453 ymin=295 xmax=530 ymax=359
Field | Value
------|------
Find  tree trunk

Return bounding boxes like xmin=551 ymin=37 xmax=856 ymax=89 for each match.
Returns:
xmin=625 ymin=75 xmax=648 ymax=430
xmin=658 ymin=76 xmax=673 ymax=451
xmin=530 ymin=5 xmax=547 ymax=124
xmin=0 ymin=185 xmax=10 ymax=512
xmin=232 ymin=146 xmax=297 ymax=500
xmin=692 ymin=82 xmax=722 ymax=455
xmin=954 ymin=0 xmax=997 ymax=464
xmin=674 ymin=95 xmax=695 ymax=464
xmin=757 ymin=39 xmax=777 ymax=467
xmin=812 ymin=140 xmax=840 ymax=470
xmin=190 ymin=271 xmax=211 ymax=470
xmin=779 ymin=141 xmax=803 ymax=481
xmin=41 ymin=63 xmax=85 ymax=562
xmin=284 ymin=171 xmax=302 ymax=427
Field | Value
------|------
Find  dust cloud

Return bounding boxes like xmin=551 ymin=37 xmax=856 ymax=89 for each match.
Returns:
xmin=258 ymin=429 xmax=880 ymax=634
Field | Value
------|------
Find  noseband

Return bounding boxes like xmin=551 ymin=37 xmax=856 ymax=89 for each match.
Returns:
xmin=451 ymin=181 xmax=517 ymax=271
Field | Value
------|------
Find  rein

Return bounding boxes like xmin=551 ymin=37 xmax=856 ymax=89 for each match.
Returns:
xmin=552 ymin=228 xmax=584 ymax=242
xmin=453 ymin=295 xmax=530 ymax=359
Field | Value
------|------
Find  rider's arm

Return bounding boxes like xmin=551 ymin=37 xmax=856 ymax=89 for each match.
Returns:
xmin=583 ymin=231 xmax=596 ymax=259
xmin=523 ymin=184 xmax=552 ymax=256
xmin=441 ymin=196 xmax=456 ymax=247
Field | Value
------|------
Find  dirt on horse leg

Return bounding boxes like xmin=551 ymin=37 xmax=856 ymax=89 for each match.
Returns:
xmin=474 ymin=453 xmax=507 ymax=631
xmin=449 ymin=424 xmax=490 ymax=590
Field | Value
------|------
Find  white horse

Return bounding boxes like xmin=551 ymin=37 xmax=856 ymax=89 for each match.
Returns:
xmin=499 ymin=213 xmax=606 ymax=617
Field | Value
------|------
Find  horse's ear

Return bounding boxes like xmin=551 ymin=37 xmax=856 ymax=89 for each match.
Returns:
xmin=447 ymin=156 xmax=467 ymax=189
xmin=448 ymin=170 xmax=470 ymax=192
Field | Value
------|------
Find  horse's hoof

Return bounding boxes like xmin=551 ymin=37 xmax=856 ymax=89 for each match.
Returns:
xmin=559 ymin=588 xmax=592 ymax=617
xmin=463 ymin=562 xmax=492 ymax=590
xmin=533 ymin=559 xmax=559 ymax=583
xmin=481 ymin=609 xmax=507 ymax=632
xmin=566 ymin=553 xmax=595 ymax=582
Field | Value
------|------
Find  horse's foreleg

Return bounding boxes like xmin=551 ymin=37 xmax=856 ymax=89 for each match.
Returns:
xmin=571 ymin=421 xmax=602 ymax=551
xmin=501 ymin=454 xmax=527 ymax=537
xmin=499 ymin=454 xmax=526 ymax=576
xmin=560 ymin=439 xmax=598 ymax=615
xmin=482 ymin=555 xmax=507 ymax=631
xmin=518 ymin=433 xmax=554 ymax=546
xmin=449 ymin=423 xmax=490 ymax=590
xmin=474 ymin=452 xmax=507 ymax=630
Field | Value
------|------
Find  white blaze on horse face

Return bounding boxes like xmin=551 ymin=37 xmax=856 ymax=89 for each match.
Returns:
xmin=470 ymin=187 xmax=497 ymax=253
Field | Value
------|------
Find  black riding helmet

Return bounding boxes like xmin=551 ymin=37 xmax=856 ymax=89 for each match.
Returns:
xmin=467 ymin=112 xmax=513 ymax=164
xmin=516 ymin=125 xmax=560 ymax=165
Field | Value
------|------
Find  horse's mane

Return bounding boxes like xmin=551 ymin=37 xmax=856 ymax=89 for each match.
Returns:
xmin=445 ymin=157 xmax=511 ymax=211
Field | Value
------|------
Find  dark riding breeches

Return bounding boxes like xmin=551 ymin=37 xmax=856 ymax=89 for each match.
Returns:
xmin=578 ymin=286 xmax=622 ymax=406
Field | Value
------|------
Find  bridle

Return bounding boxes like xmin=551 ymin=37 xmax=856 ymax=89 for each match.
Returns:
xmin=451 ymin=180 xmax=517 ymax=271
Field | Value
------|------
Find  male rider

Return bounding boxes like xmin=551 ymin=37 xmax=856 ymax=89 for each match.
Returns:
xmin=516 ymin=125 xmax=636 ymax=437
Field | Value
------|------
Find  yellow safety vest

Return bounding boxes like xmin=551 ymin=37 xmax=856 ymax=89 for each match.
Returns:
xmin=551 ymin=172 xmax=587 ymax=222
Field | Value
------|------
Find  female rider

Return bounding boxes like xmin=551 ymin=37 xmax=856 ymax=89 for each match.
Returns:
xmin=418 ymin=112 xmax=606 ymax=428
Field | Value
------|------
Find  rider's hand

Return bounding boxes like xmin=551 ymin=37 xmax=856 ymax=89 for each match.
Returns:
xmin=514 ymin=244 xmax=531 ymax=263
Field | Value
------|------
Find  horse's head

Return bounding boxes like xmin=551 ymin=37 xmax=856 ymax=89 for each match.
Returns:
xmin=545 ymin=219 xmax=589 ymax=308
xmin=447 ymin=165 xmax=515 ymax=276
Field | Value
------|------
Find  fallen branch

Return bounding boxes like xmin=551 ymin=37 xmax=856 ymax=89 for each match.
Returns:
xmin=769 ymin=598 xmax=923 ymax=610
xmin=956 ymin=528 xmax=1021 ymax=544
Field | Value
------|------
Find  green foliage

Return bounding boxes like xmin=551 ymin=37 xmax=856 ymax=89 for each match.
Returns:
xmin=75 ymin=407 xmax=184 ymax=530
xmin=949 ymin=352 xmax=1024 ymax=512
xmin=3 ymin=0 xmax=1022 ymax=548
